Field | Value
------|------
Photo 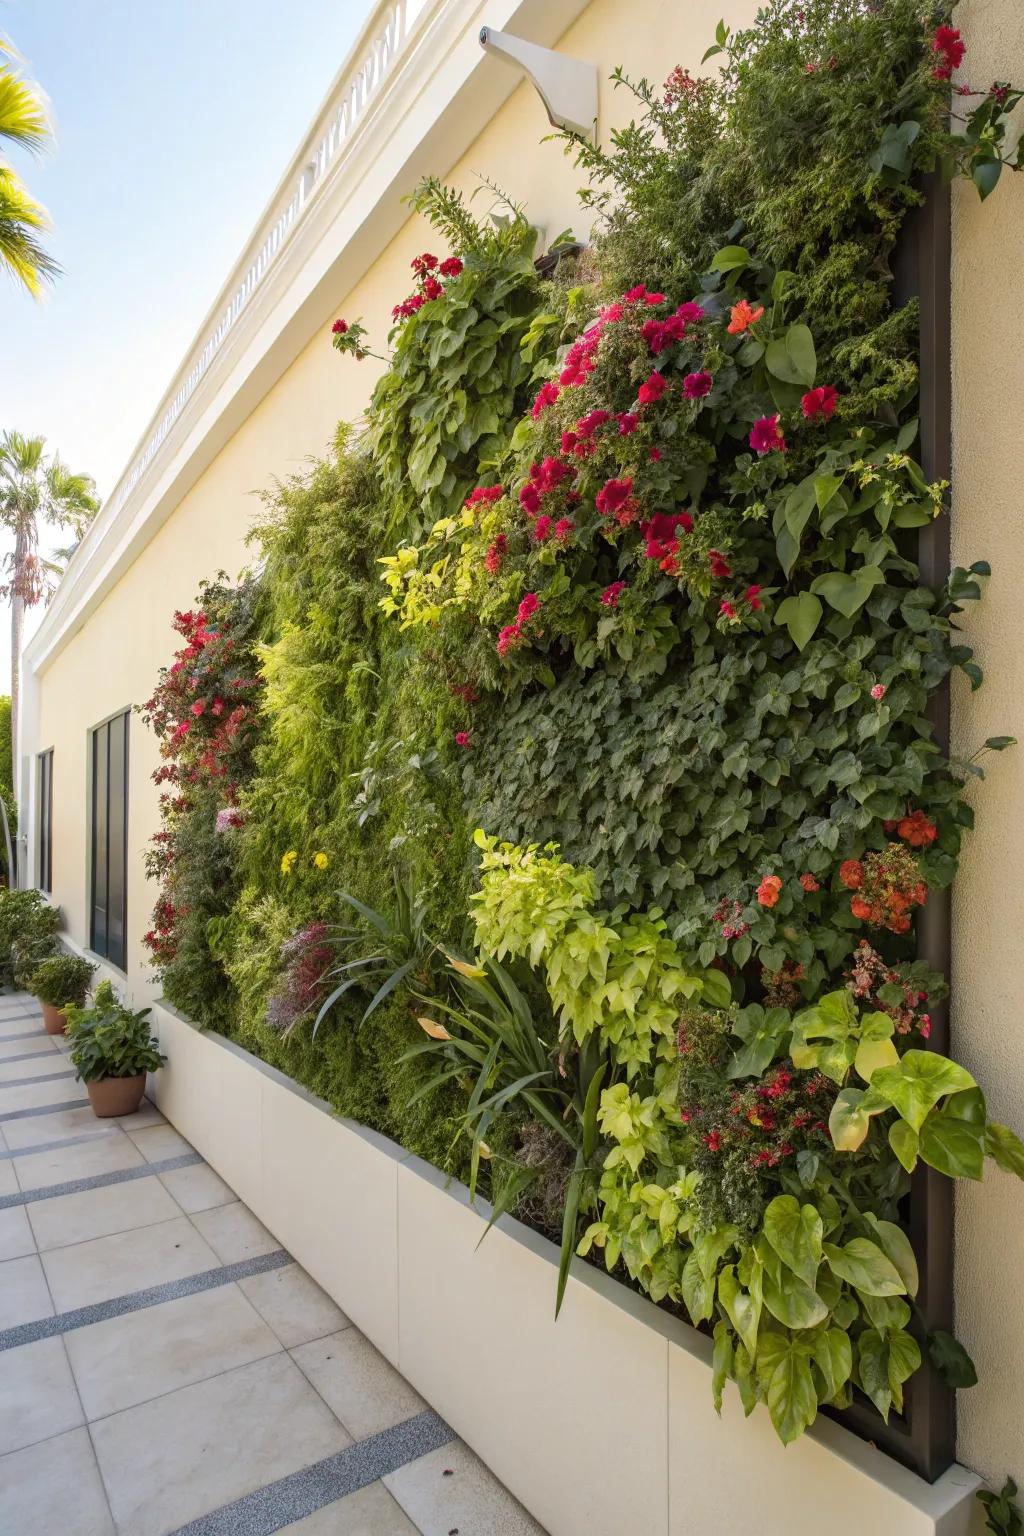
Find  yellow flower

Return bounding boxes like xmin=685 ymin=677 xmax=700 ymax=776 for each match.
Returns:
xmin=280 ymin=850 xmax=298 ymax=875
xmin=312 ymin=851 xmax=329 ymax=871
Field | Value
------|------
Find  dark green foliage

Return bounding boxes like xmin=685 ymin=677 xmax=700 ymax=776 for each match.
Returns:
xmin=0 ymin=886 xmax=59 ymax=987
xmin=27 ymin=951 xmax=95 ymax=1008
xmin=0 ymin=695 xmax=15 ymax=841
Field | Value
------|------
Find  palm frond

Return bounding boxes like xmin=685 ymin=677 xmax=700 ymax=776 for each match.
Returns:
xmin=0 ymin=43 xmax=51 ymax=155
xmin=0 ymin=169 xmax=59 ymax=295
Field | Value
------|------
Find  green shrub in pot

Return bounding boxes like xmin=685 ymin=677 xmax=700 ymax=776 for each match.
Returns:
xmin=28 ymin=952 xmax=96 ymax=1010
xmin=65 ymin=981 xmax=166 ymax=1118
xmin=0 ymin=888 xmax=60 ymax=988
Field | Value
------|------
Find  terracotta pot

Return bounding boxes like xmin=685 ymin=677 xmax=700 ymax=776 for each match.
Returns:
xmin=42 ymin=1002 xmax=67 ymax=1036
xmin=86 ymin=1073 xmax=147 ymax=1118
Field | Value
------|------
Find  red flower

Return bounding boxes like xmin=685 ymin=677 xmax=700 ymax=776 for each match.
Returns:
xmin=641 ymin=511 xmax=692 ymax=562
xmin=757 ymin=874 xmax=783 ymax=907
xmin=576 ymin=409 xmax=611 ymax=439
xmin=683 ymin=371 xmax=713 ymax=399
xmin=649 ymin=446 xmax=662 ymax=461
xmin=331 ymin=318 xmax=348 ymax=335
xmin=839 ymin=859 xmax=864 ymax=890
xmin=749 ymin=415 xmax=786 ymax=455
xmin=799 ymin=873 xmax=820 ymax=893
xmin=616 ymin=412 xmax=639 ymax=436
xmin=465 ymin=484 xmax=503 ymax=509
xmin=719 ymin=599 xmax=737 ymax=620
xmin=801 ymin=385 xmax=838 ymax=420
xmin=595 ymin=477 xmax=633 ymax=516
xmin=454 ymin=731 xmax=471 ymax=749
xmin=704 ymin=1130 xmax=722 ymax=1152
xmin=745 ymin=584 xmax=762 ymax=610
xmin=601 ymin=581 xmax=626 ymax=608
xmin=411 ymin=252 xmax=438 ymax=273
xmin=850 ymin=896 xmax=873 ymax=921
xmin=190 ymin=700 xmax=206 ymax=716
xmin=533 ymin=515 xmax=552 ymax=542
xmin=484 ymin=534 xmax=508 ymax=574
xmin=932 ymin=25 xmax=965 ymax=79
xmin=676 ymin=302 xmax=705 ymax=325
xmin=707 ymin=549 xmax=732 ymax=579
xmin=531 ymin=381 xmax=560 ymax=419
xmin=517 ymin=592 xmax=541 ymax=622
xmin=637 ymin=371 xmax=668 ymax=405
xmin=554 ymin=518 xmax=575 ymax=542
xmin=439 ymin=256 xmax=463 ymax=277
xmin=422 ymin=276 xmax=444 ymax=301
xmin=897 ymin=809 xmax=937 ymax=848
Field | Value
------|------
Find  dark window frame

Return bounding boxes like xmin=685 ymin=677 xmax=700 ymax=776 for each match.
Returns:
xmin=38 ymin=748 xmax=53 ymax=895
xmin=88 ymin=710 xmax=130 ymax=970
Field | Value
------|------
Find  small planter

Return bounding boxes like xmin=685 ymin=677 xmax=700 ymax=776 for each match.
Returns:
xmin=85 ymin=1073 xmax=147 ymax=1118
xmin=42 ymin=1002 xmax=67 ymax=1035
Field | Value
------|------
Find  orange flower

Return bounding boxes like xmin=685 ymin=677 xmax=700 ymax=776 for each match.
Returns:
xmin=727 ymin=299 xmax=765 ymax=335
xmin=799 ymin=872 xmax=820 ymax=893
xmin=896 ymin=809 xmax=937 ymax=847
xmin=839 ymin=859 xmax=864 ymax=890
xmin=850 ymin=896 xmax=873 ymax=921
xmin=757 ymin=874 xmax=783 ymax=907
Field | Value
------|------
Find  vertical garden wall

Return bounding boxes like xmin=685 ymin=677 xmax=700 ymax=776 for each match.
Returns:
xmin=138 ymin=1 xmax=1024 ymax=1472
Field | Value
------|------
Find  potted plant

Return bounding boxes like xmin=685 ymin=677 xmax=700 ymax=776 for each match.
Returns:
xmin=0 ymin=887 xmax=61 ymax=989
xmin=27 ymin=952 xmax=97 ymax=1035
xmin=64 ymin=981 xmax=165 ymax=1117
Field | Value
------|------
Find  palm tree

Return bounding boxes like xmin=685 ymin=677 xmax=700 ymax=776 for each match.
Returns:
xmin=0 ymin=36 xmax=59 ymax=295
xmin=0 ymin=433 xmax=98 ymax=774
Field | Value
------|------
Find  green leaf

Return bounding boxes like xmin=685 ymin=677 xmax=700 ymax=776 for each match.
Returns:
xmin=811 ymin=1328 xmax=853 ymax=1403
xmin=763 ymin=1195 xmax=822 ymax=1287
xmin=712 ymin=1320 xmax=733 ymax=1415
xmin=814 ymin=474 xmax=844 ymax=513
xmin=711 ymin=244 xmax=751 ymax=273
xmin=889 ymin=1119 xmax=919 ymax=1173
xmin=886 ymin=1328 xmax=922 ymax=1414
xmin=681 ymin=1248 xmax=715 ymax=1324
xmin=727 ymin=1005 xmax=790 ymax=1080
xmin=829 ymin=1087 xmax=875 ymax=1151
xmin=928 ymin=1329 xmax=978 ymax=1389
xmin=974 ymin=158 xmax=1002 ymax=199
xmin=863 ymin=1215 xmax=919 ymax=1297
xmin=823 ymin=1238 xmax=906 ymax=1297
xmin=700 ymin=967 xmax=733 ymax=1008
xmin=984 ymin=735 xmax=1017 ymax=751
xmin=810 ymin=566 xmax=885 ymax=619
xmin=761 ymin=1266 xmax=828 ymax=1329
xmin=775 ymin=592 xmax=822 ymax=651
xmin=919 ymin=1104 xmax=986 ymax=1180
xmin=763 ymin=1337 xmax=818 ymax=1444
xmin=765 ymin=324 xmax=816 ymax=388
xmin=858 ymin=1329 xmax=893 ymax=1420
xmin=871 ymin=1050 xmax=977 ymax=1133
xmin=985 ymin=1121 xmax=1024 ymax=1180
xmin=718 ymin=1263 xmax=761 ymax=1359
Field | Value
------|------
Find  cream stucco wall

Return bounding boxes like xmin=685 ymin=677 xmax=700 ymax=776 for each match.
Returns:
xmin=36 ymin=0 xmax=758 ymax=991
xmin=949 ymin=0 xmax=1024 ymax=1494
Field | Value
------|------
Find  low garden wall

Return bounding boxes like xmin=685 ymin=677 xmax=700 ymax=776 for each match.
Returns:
xmin=149 ymin=1001 xmax=981 ymax=1536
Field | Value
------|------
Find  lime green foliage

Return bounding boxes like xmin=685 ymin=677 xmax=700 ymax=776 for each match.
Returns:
xmin=978 ymin=1479 xmax=1024 ymax=1536
xmin=65 ymin=980 xmax=164 ymax=1083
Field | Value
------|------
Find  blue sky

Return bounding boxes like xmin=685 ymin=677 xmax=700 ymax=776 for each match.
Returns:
xmin=0 ymin=0 xmax=373 ymax=673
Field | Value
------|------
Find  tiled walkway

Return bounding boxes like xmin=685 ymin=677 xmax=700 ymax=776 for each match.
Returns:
xmin=0 ymin=992 xmax=545 ymax=1536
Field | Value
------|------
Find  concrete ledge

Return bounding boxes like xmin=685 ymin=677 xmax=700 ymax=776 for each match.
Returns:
xmin=148 ymin=1001 xmax=982 ymax=1536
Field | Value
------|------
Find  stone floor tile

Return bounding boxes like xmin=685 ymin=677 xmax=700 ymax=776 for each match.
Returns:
xmin=28 ymin=1174 xmax=181 ymax=1251
xmin=0 ymin=1076 xmax=84 ymax=1112
xmin=190 ymin=1199 xmax=279 ymax=1263
xmin=157 ymin=1159 xmax=234 ymax=1214
xmin=384 ymin=1441 xmax=546 ymax=1536
xmin=0 ymin=1336 xmax=84 ymax=1454
xmin=0 ymin=1159 xmax=18 ymax=1196
xmin=90 ymin=1351 xmax=351 ymax=1536
xmin=238 ymin=1261 xmax=350 ymax=1348
xmin=279 ymin=1480 xmax=421 ymax=1534
xmin=3 ymin=1104 xmax=104 ymax=1150
xmin=0 ymin=1203 xmax=35 ymax=1260
xmin=126 ymin=1123 xmax=193 ymax=1162
xmin=0 ymin=1254 xmax=55 ymax=1329
xmin=13 ymin=1129 xmax=142 ymax=1191
xmin=40 ymin=1214 xmax=220 ymax=1311
xmin=65 ymin=1282 xmax=281 ymax=1419
xmin=0 ymin=1426 xmax=115 ymax=1535
xmin=113 ymin=1099 xmax=166 ymax=1132
xmin=0 ymin=1056 xmax=75 ymax=1083
xmin=0 ymin=1037 xmax=58 ymax=1060
xmin=0 ymin=1017 xmax=45 ymax=1038
xmin=291 ymin=1328 xmax=425 ymax=1441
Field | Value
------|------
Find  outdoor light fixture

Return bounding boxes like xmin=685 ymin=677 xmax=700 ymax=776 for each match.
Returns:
xmin=478 ymin=27 xmax=597 ymax=139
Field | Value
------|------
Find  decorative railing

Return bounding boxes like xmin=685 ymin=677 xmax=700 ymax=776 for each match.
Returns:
xmin=110 ymin=0 xmax=424 ymax=518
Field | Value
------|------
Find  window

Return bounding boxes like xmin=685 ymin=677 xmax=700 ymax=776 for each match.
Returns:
xmin=38 ymin=749 xmax=53 ymax=894
xmin=89 ymin=712 xmax=129 ymax=968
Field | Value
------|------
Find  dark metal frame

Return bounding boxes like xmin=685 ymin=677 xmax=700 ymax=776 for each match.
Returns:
xmin=37 ymin=748 xmax=53 ymax=895
xmin=88 ymin=709 xmax=130 ymax=971
xmin=831 ymin=175 xmax=954 ymax=1481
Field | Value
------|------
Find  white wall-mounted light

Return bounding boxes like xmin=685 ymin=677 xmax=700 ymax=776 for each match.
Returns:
xmin=479 ymin=27 xmax=597 ymax=140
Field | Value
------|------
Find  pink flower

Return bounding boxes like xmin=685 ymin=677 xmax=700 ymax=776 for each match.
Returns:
xmin=533 ymin=515 xmax=552 ymax=542
xmin=649 ymin=446 xmax=662 ymax=462
xmin=531 ymin=381 xmax=560 ymax=419
xmin=465 ymin=484 xmax=503 ymax=509
xmin=497 ymin=624 xmax=520 ymax=658
xmin=519 ymin=483 xmax=542 ymax=515
xmin=683 ymin=371 xmax=713 ymax=399
xmin=190 ymin=700 xmax=206 ymax=716
xmin=439 ymin=256 xmax=464 ymax=277
xmin=517 ymin=592 xmax=541 ymax=622
xmin=870 ymin=683 xmax=887 ymax=701
xmin=616 ymin=412 xmax=639 ymax=435
xmin=719 ymin=599 xmax=737 ymax=620
xmin=675 ymin=302 xmax=705 ymax=325
xmin=638 ymin=371 xmax=668 ymax=405
xmin=745 ymin=584 xmax=762 ymax=611
xmin=575 ymin=409 xmax=610 ymax=438
xmin=749 ymin=414 xmax=787 ymax=455
xmin=484 ymin=534 xmax=508 ymax=575
xmin=601 ymin=581 xmax=626 ymax=608
xmin=595 ymin=477 xmax=633 ymax=516
xmin=801 ymin=385 xmax=838 ymax=420
xmin=454 ymin=731 xmax=471 ymax=749
xmin=554 ymin=518 xmax=575 ymax=542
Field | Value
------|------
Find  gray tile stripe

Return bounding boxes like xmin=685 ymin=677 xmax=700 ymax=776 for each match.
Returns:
xmin=0 ymin=1095 xmax=90 ymax=1122
xmin=0 ymin=1149 xmax=204 ymax=1210
xmin=0 ymin=1066 xmax=75 ymax=1088
xmin=0 ymin=1046 xmax=64 ymax=1065
xmin=0 ymin=1248 xmax=291 ymax=1351
xmin=0 ymin=1029 xmax=48 ymax=1044
xmin=168 ymin=1409 xmax=456 ymax=1536
xmin=0 ymin=1127 xmax=118 ymax=1162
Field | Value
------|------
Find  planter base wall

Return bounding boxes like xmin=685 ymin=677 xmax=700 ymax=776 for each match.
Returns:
xmin=149 ymin=1002 xmax=982 ymax=1536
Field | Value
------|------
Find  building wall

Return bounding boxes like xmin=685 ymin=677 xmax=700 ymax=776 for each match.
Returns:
xmin=949 ymin=0 xmax=1024 ymax=1492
